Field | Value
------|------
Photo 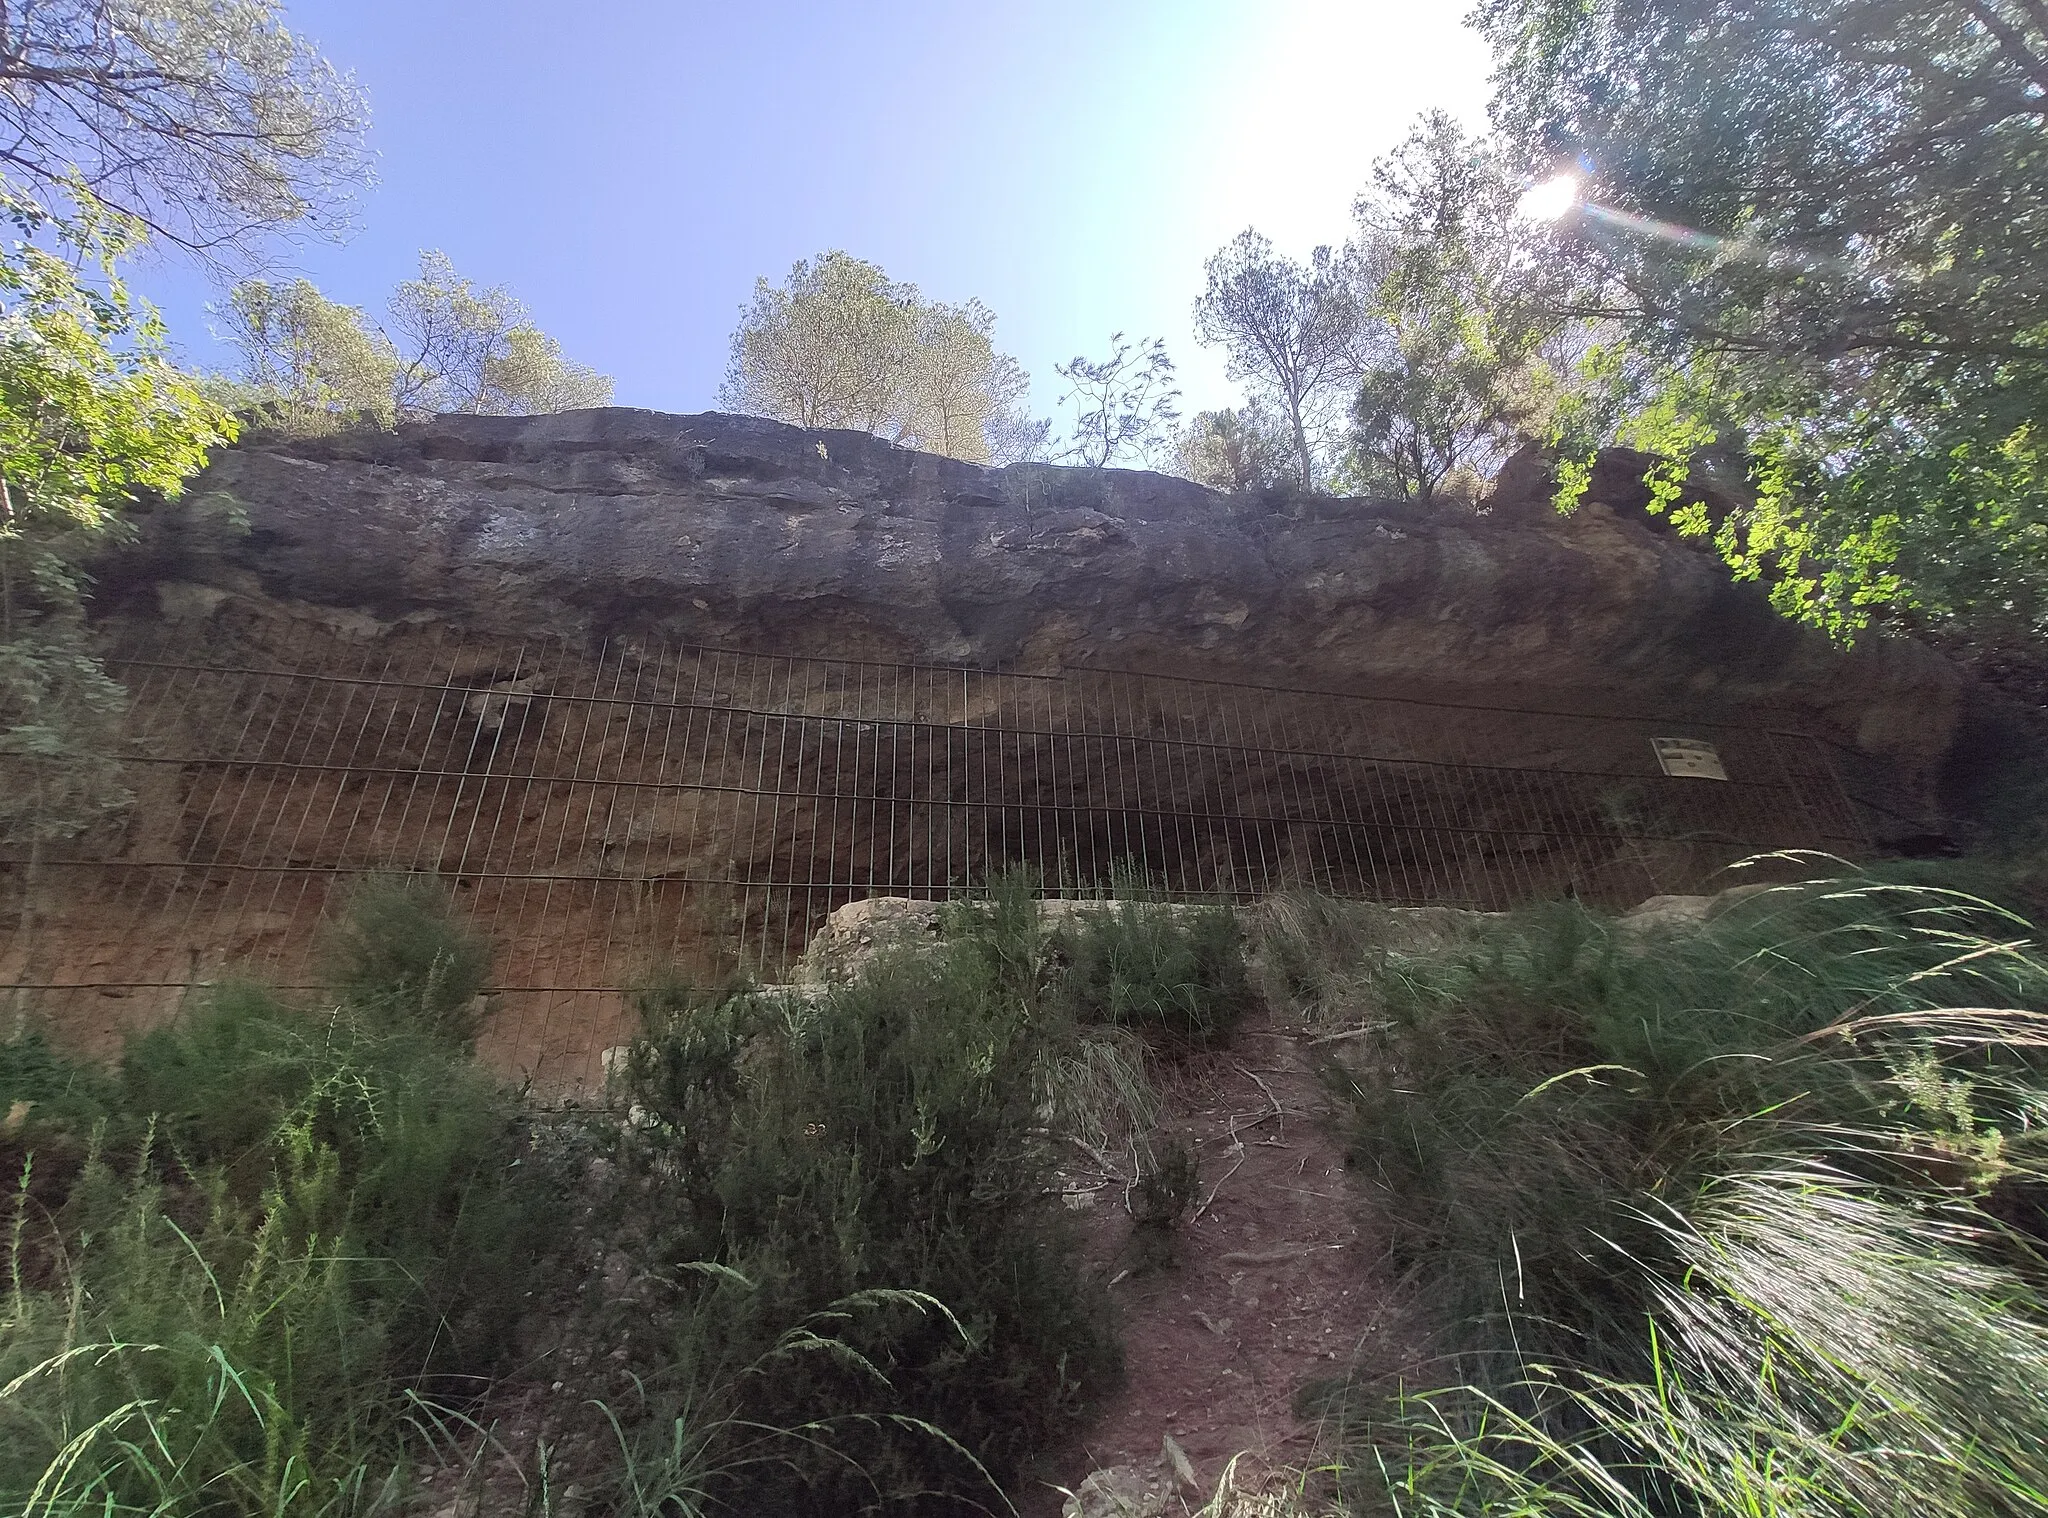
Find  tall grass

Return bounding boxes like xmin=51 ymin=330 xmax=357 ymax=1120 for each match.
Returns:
xmin=1279 ymin=863 xmax=2048 ymax=1516
xmin=0 ymin=883 xmax=554 ymax=1517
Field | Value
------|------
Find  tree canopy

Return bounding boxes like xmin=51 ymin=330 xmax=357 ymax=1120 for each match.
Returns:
xmin=219 ymin=277 xmax=395 ymax=431
xmin=1193 ymin=231 xmax=1361 ymax=488
xmin=1477 ymin=0 xmax=2048 ymax=641
xmin=1175 ymin=404 xmax=1293 ymax=493
xmin=224 ymin=252 xmax=614 ymax=426
xmin=1343 ymin=120 xmax=1552 ymax=501
xmin=1055 ymin=335 xmax=1182 ymax=469
xmin=1190 ymin=115 xmax=1566 ymax=504
xmin=0 ymin=197 xmax=236 ymax=846
xmin=0 ymin=0 xmax=370 ymax=256
xmin=387 ymin=252 xmax=613 ymax=418
xmin=718 ymin=251 xmax=1039 ymax=465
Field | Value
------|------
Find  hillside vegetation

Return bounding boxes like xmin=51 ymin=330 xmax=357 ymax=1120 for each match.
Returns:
xmin=5 ymin=863 xmax=2047 ymax=1515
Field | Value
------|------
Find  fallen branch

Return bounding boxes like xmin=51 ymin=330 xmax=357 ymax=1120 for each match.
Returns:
xmin=1217 ymin=1244 xmax=1339 ymax=1266
xmin=1307 ymin=1027 xmax=1375 ymax=1047
xmin=1235 ymin=1062 xmax=1284 ymax=1142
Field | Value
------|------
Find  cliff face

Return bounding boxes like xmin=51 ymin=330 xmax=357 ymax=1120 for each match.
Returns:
xmin=13 ymin=407 xmax=1976 ymax=1089
xmin=104 ymin=408 xmax=1957 ymax=785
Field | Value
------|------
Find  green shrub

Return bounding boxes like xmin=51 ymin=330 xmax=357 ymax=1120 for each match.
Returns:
xmin=318 ymin=873 xmax=493 ymax=1044
xmin=1296 ymin=867 xmax=2048 ymax=1515
xmin=608 ymin=881 xmax=1122 ymax=1515
xmin=1056 ymin=899 xmax=1255 ymax=1049
xmin=0 ymin=878 xmax=557 ymax=1515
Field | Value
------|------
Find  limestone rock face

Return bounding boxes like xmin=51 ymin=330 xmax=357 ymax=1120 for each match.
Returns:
xmin=104 ymin=408 xmax=1961 ymax=781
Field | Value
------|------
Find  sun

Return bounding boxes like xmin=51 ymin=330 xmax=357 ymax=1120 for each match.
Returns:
xmin=1516 ymin=172 xmax=1581 ymax=222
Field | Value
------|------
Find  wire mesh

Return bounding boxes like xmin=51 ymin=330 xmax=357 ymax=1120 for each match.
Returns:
xmin=0 ymin=628 xmax=1869 ymax=1093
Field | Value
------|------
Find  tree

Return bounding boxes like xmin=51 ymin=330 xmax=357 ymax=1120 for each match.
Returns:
xmin=718 ymin=251 xmax=1041 ymax=464
xmin=0 ymin=0 xmax=370 ymax=256
xmin=1347 ymin=293 xmax=1541 ymax=502
xmin=720 ymin=252 xmax=911 ymax=434
xmin=218 ymin=277 xmax=396 ymax=431
xmin=1193 ymin=230 xmax=1362 ymax=487
xmin=1054 ymin=335 xmax=1181 ymax=469
xmin=1342 ymin=114 xmax=1564 ymax=503
xmin=984 ymin=409 xmax=1053 ymax=466
xmin=1476 ymin=0 xmax=2048 ymax=640
xmin=387 ymin=251 xmax=612 ymax=419
xmin=1174 ymin=404 xmax=1292 ymax=493
xmin=1 ymin=196 xmax=235 ymax=855
xmin=898 ymin=300 xmax=1035 ymax=463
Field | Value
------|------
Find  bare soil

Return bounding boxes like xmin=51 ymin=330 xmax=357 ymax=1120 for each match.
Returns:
xmin=1015 ymin=1002 xmax=1417 ymax=1515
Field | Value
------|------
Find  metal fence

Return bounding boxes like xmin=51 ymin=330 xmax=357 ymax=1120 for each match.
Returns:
xmin=0 ymin=630 xmax=1870 ymax=1092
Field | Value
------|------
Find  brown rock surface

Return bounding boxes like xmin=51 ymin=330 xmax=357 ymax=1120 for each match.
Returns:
xmin=100 ymin=409 xmax=1960 ymax=783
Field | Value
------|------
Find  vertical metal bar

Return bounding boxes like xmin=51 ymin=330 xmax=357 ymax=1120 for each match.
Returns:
xmin=249 ymin=636 xmax=392 ymax=978
xmin=588 ymin=645 xmax=659 ymax=1017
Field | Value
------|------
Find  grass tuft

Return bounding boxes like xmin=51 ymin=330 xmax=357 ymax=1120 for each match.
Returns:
xmin=1276 ymin=864 xmax=2048 ymax=1516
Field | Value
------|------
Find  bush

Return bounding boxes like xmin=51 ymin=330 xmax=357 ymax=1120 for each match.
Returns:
xmin=1128 ymin=1131 xmax=1200 ymax=1272
xmin=0 ymin=880 xmax=557 ymax=1515
xmin=607 ymin=877 xmax=1122 ymax=1514
xmin=1293 ymin=866 xmax=2048 ymax=1515
xmin=318 ymin=872 xmax=494 ymax=1044
xmin=1056 ymin=898 xmax=1255 ymax=1050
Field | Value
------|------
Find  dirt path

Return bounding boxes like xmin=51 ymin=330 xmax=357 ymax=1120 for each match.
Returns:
xmin=1016 ymin=1004 xmax=1407 ymax=1514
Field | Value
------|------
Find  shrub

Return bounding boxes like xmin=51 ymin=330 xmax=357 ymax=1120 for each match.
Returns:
xmin=317 ymin=872 xmax=494 ymax=1044
xmin=1128 ymin=1131 xmax=1200 ymax=1271
xmin=1057 ymin=898 xmax=1255 ymax=1049
xmin=608 ymin=880 xmax=1122 ymax=1514
xmin=0 ymin=879 xmax=557 ymax=1515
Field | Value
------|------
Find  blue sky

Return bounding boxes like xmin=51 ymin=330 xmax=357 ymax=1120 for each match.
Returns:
xmin=137 ymin=0 xmax=1491 ymax=424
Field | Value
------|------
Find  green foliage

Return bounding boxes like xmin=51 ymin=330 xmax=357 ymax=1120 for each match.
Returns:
xmin=217 ymin=255 xmax=615 ymax=431
xmin=717 ymin=249 xmax=1042 ymax=464
xmin=387 ymin=250 xmax=613 ymax=419
xmin=1055 ymin=898 xmax=1255 ymax=1050
xmin=1 ymin=1028 xmax=550 ymax=1511
xmin=1480 ymin=0 xmax=2048 ymax=641
xmin=609 ymin=881 xmax=1122 ymax=1514
xmin=0 ymin=0 xmax=370 ymax=257
xmin=1294 ymin=867 xmax=2048 ymax=1514
xmin=0 ymin=878 xmax=559 ymax=1515
xmin=316 ymin=874 xmax=494 ymax=1045
xmin=0 ymin=194 xmax=237 ymax=849
xmin=1175 ymin=402 xmax=1296 ymax=493
xmin=1054 ymin=333 xmax=1183 ymax=469
xmin=1366 ymin=1162 xmax=2048 ymax=1518
xmin=220 ymin=277 xmax=399 ymax=433
xmin=1318 ymin=874 xmax=2043 ymax=1376
xmin=1342 ymin=112 xmax=1568 ymax=504
xmin=1193 ymin=230 xmax=1362 ymax=488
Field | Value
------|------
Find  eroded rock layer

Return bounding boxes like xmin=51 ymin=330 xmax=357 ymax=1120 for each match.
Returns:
xmin=102 ymin=409 xmax=1957 ymax=790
